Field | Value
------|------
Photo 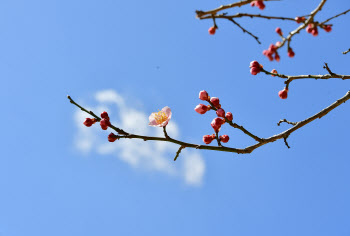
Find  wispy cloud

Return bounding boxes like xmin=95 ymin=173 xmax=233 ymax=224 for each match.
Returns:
xmin=73 ymin=89 xmax=205 ymax=186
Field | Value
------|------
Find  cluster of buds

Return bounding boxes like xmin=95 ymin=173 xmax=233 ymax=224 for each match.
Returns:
xmin=195 ymin=90 xmax=232 ymax=144
xmin=306 ymin=23 xmax=319 ymax=36
xmin=295 ymin=16 xmax=306 ymax=24
xmin=250 ymin=0 xmax=265 ymax=10
xmin=83 ymin=111 xmax=117 ymax=142
xmin=249 ymin=60 xmax=263 ymax=75
xmin=263 ymin=44 xmax=280 ymax=62
xmin=203 ymin=134 xmax=230 ymax=145
xmin=208 ymin=26 xmax=217 ymax=35
xmin=100 ymin=111 xmax=111 ymax=130
xmin=250 ymin=61 xmax=290 ymax=99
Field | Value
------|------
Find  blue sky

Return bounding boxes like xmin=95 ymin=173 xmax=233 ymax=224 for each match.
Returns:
xmin=1 ymin=0 xmax=350 ymax=235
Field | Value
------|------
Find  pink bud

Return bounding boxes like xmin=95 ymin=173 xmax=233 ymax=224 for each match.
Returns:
xmin=275 ymin=41 xmax=281 ymax=47
xmin=101 ymin=111 xmax=109 ymax=119
xmin=203 ymin=135 xmax=214 ymax=144
xmin=210 ymin=97 xmax=220 ymax=108
xmin=225 ymin=112 xmax=233 ymax=121
xmin=211 ymin=117 xmax=224 ymax=132
xmin=324 ymin=25 xmax=332 ymax=32
xmin=250 ymin=1 xmax=256 ymax=7
xmin=306 ymin=24 xmax=313 ymax=33
xmin=275 ymin=27 xmax=283 ymax=36
xmin=311 ymin=28 xmax=318 ymax=36
xmin=269 ymin=44 xmax=277 ymax=52
xmin=250 ymin=60 xmax=260 ymax=68
xmin=250 ymin=67 xmax=261 ymax=75
xmin=108 ymin=133 xmax=118 ymax=142
xmin=100 ymin=118 xmax=111 ymax=130
xmin=295 ymin=16 xmax=305 ymax=24
xmin=278 ymin=88 xmax=288 ymax=99
xmin=216 ymin=108 xmax=225 ymax=118
xmin=199 ymin=90 xmax=209 ymax=101
xmin=220 ymin=135 xmax=230 ymax=143
xmin=256 ymin=0 xmax=265 ymax=10
xmin=83 ymin=118 xmax=94 ymax=127
xmin=275 ymin=53 xmax=280 ymax=62
xmin=208 ymin=26 xmax=216 ymax=35
xmin=288 ymin=48 xmax=295 ymax=58
xmin=271 ymin=69 xmax=277 ymax=76
xmin=194 ymin=104 xmax=208 ymax=115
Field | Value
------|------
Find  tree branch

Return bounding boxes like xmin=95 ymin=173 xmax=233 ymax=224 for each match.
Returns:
xmin=68 ymin=90 xmax=350 ymax=154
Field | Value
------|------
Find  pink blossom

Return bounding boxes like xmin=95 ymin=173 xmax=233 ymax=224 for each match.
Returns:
xmin=149 ymin=106 xmax=172 ymax=127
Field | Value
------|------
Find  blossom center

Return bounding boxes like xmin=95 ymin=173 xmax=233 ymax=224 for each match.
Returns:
xmin=154 ymin=110 xmax=168 ymax=124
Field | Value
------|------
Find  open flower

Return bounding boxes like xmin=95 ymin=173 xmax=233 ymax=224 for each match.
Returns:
xmin=149 ymin=106 xmax=172 ymax=127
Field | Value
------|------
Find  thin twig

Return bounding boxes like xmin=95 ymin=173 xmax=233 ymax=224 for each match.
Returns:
xmin=277 ymin=119 xmax=297 ymax=126
xmin=319 ymin=8 xmax=350 ymax=25
xmin=343 ymin=48 xmax=350 ymax=55
xmin=174 ymin=146 xmax=186 ymax=161
xmin=227 ymin=18 xmax=261 ymax=44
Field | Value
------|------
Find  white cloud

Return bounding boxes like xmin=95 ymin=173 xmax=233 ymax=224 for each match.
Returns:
xmin=73 ymin=89 xmax=206 ymax=186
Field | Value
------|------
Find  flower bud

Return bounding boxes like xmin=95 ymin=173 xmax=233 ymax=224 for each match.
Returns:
xmin=275 ymin=27 xmax=282 ymax=36
xmin=288 ymin=48 xmax=295 ymax=58
xmin=194 ymin=104 xmax=208 ymax=114
xmin=250 ymin=67 xmax=261 ymax=75
xmin=275 ymin=53 xmax=280 ymax=62
xmin=83 ymin=118 xmax=94 ymax=127
xmin=199 ymin=90 xmax=209 ymax=101
xmin=211 ymin=117 xmax=224 ymax=132
xmin=208 ymin=26 xmax=216 ymax=35
xmin=256 ymin=0 xmax=265 ymax=10
xmin=271 ymin=69 xmax=277 ymax=77
xmin=324 ymin=25 xmax=332 ymax=32
xmin=100 ymin=118 xmax=111 ymax=130
xmin=225 ymin=112 xmax=233 ymax=121
xmin=220 ymin=135 xmax=229 ymax=143
xmin=101 ymin=111 xmax=109 ymax=119
xmin=108 ymin=132 xmax=118 ymax=142
xmin=203 ymin=135 xmax=214 ymax=144
xmin=250 ymin=60 xmax=260 ymax=68
xmin=216 ymin=108 xmax=225 ymax=118
xmin=278 ymin=88 xmax=288 ymax=99
xmin=210 ymin=97 xmax=220 ymax=108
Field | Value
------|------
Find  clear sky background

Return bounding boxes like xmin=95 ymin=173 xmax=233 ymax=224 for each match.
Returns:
xmin=1 ymin=0 xmax=350 ymax=235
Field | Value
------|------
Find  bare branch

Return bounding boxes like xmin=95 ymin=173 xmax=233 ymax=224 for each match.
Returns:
xmin=343 ymin=48 xmax=350 ymax=55
xmin=277 ymin=119 xmax=297 ymax=126
xmin=319 ymin=8 xmax=350 ymax=25
xmin=174 ymin=146 xmax=186 ymax=161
